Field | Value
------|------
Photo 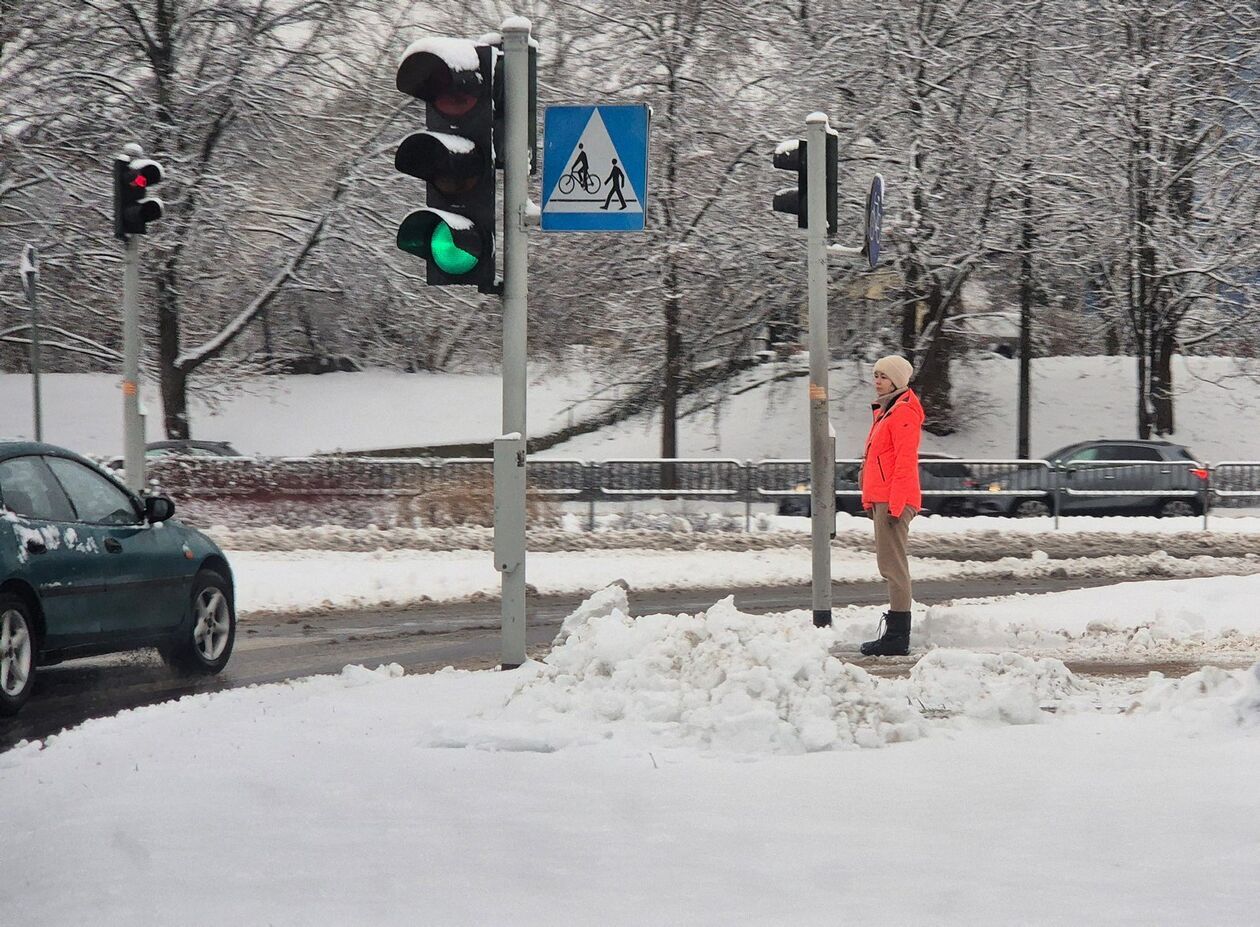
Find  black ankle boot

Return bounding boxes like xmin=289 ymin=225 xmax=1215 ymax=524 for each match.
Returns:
xmin=859 ymin=611 xmax=911 ymax=656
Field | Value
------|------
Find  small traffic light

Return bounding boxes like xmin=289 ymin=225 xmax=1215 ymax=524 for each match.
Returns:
xmin=485 ymin=34 xmax=537 ymax=173
xmin=113 ymin=148 xmax=164 ymax=239
xmin=771 ymin=131 xmax=838 ymax=235
xmin=395 ymin=38 xmax=497 ymax=292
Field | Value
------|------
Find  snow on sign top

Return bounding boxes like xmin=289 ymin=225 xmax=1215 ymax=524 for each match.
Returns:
xmin=542 ymin=104 xmax=650 ymax=233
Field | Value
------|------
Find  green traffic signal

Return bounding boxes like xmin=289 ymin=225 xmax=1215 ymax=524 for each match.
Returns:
xmin=430 ymin=222 xmax=478 ymax=275
xmin=397 ymin=209 xmax=484 ymax=279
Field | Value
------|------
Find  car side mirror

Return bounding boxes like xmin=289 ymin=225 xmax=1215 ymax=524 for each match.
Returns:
xmin=145 ymin=494 xmax=176 ymax=523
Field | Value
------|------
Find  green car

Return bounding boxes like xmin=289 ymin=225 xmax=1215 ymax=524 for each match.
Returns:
xmin=0 ymin=441 xmax=235 ymax=717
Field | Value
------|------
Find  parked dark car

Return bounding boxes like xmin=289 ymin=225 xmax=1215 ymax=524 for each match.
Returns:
xmin=972 ymin=439 xmax=1208 ymax=517
xmin=106 ymin=440 xmax=244 ymax=470
xmin=0 ymin=441 xmax=235 ymax=716
xmin=777 ymin=453 xmax=980 ymax=517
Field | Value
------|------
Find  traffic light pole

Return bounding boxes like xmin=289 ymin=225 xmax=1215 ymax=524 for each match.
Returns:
xmin=497 ymin=17 xmax=532 ymax=669
xmin=122 ymin=236 xmax=145 ymax=492
xmin=806 ymin=113 xmax=835 ymax=628
xmin=20 ymin=245 xmax=42 ymax=442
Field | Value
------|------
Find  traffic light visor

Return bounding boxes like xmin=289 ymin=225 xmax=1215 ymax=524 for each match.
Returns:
xmin=397 ymin=209 xmax=483 ymax=275
xmin=396 ymin=41 xmax=484 ymax=111
xmin=394 ymin=132 xmax=485 ymax=194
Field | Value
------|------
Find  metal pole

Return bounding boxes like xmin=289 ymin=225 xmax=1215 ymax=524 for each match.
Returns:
xmin=806 ymin=113 xmax=834 ymax=628
xmin=498 ymin=17 xmax=531 ymax=668
xmin=21 ymin=246 xmax=43 ymax=442
xmin=28 ymin=284 xmax=41 ymax=442
xmin=122 ymin=236 xmax=145 ymax=492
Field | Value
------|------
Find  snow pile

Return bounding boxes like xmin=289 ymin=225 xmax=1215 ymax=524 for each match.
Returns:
xmin=1129 ymin=663 xmax=1260 ymax=729
xmin=908 ymin=650 xmax=1095 ymax=724
xmin=504 ymin=588 xmax=926 ymax=753
xmin=492 ymin=589 xmax=1121 ymax=753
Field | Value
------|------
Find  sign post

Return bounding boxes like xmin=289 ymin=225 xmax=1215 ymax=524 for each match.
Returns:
xmin=496 ymin=17 xmax=532 ymax=669
xmin=19 ymin=245 xmax=42 ymax=442
xmin=804 ymin=113 xmax=835 ymax=629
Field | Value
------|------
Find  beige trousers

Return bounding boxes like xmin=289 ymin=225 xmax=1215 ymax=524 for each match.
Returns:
xmin=871 ymin=502 xmax=915 ymax=611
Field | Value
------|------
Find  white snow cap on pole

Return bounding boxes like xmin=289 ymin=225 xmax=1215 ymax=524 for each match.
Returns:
xmin=501 ymin=16 xmax=531 ymax=31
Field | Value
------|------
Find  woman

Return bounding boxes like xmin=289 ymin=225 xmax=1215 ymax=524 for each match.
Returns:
xmin=859 ymin=355 xmax=923 ymax=656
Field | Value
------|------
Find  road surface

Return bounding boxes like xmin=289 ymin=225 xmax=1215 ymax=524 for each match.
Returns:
xmin=0 ymin=574 xmax=1230 ymax=751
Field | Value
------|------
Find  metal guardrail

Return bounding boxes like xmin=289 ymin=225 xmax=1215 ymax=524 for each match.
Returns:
xmin=1207 ymin=462 xmax=1260 ymax=499
xmin=598 ymin=458 xmax=745 ymax=497
xmin=144 ymin=455 xmax=1260 ymax=530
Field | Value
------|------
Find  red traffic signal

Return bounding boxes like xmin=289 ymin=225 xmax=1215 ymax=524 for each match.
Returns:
xmin=113 ymin=154 xmax=164 ymax=239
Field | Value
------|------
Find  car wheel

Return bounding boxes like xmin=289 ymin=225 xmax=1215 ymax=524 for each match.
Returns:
xmin=1013 ymin=498 xmax=1051 ymax=518
xmin=162 ymin=570 xmax=235 ymax=675
xmin=0 ymin=594 xmax=37 ymax=717
xmin=1157 ymin=499 xmax=1198 ymax=518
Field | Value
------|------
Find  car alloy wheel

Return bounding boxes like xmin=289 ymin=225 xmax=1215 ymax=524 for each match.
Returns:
xmin=1158 ymin=499 xmax=1197 ymax=518
xmin=1014 ymin=499 xmax=1051 ymax=518
xmin=0 ymin=598 xmax=36 ymax=716
xmin=193 ymin=586 xmax=232 ymax=662
xmin=163 ymin=570 xmax=235 ymax=675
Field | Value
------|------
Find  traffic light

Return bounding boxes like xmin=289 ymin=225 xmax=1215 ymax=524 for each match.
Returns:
xmin=113 ymin=149 xmax=164 ymax=239
xmin=487 ymin=34 xmax=537 ymax=173
xmin=395 ymin=38 xmax=497 ymax=292
xmin=771 ymin=131 xmax=838 ymax=235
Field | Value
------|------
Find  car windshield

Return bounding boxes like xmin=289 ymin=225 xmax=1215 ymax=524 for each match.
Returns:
xmin=1042 ymin=444 xmax=1084 ymax=463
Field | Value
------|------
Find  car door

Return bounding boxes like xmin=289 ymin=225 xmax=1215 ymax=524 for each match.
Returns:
xmin=43 ymin=456 xmax=191 ymax=639
xmin=1108 ymin=444 xmax=1166 ymax=511
xmin=1057 ymin=446 xmax=1103 ymax=513
xmin=0 ymin=455 xmax=109 ymax=648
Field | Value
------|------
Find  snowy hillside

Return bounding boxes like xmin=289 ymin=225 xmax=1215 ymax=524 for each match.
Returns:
xmin=3 ymin=354 xmax=1259 ymax=462
xmin=552 ymin=354 xmax=1260 ymax=462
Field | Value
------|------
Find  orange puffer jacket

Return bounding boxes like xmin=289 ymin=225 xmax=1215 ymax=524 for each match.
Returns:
xmin=860 ymin=388 xmax=924 ymax=517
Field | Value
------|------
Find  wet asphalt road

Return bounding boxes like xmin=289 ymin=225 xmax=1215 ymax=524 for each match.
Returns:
xmin=0 ymin=574 xmax=1194 ymax=751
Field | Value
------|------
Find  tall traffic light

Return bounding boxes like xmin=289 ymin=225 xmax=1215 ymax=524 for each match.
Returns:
xmin=395 ymin=39 xmax=498 ymax=292
xmin=113 ymin=147 xmax=164 ymax=239
xmin=771 ymin=131 xmax=838 ymax=235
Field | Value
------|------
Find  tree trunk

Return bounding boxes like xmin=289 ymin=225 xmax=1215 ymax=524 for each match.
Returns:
xmin=1151 ymin=327 xmax=1175 ymax=435
xmin=156 ymin=264 xmax=189 ymax=438
xmin=915 ymin=282 xmax=955 ymax=436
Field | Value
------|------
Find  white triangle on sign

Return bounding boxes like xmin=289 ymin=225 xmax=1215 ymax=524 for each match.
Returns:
xmin=545 ymin=110 xmax=642 ymax=214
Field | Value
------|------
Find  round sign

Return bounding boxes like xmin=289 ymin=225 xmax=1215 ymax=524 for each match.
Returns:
xmin=864 ymin=174 xmax=885 ymax=269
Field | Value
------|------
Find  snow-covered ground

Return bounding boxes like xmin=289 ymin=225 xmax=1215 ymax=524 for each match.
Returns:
xmin=6 ymin=577 xmax=1259 ymax=925
xmin=5 ymin=359 xmax=1260 ymax=922
xmin=5 ymin=354 xmax=1260 ymax=460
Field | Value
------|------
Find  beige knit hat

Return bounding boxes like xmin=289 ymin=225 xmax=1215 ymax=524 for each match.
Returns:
xmin=873 ymin=355 xmax=914 ymax=390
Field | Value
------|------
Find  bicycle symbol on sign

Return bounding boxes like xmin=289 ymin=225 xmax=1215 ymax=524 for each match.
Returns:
xmin=558 ymin=143 xmax=602 ymax=195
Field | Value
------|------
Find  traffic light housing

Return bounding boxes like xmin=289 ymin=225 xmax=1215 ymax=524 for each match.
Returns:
xmin=395 ymin=39 xmax=497 ymax=292
xmin=771 ymin=132 xmax=838 ymax=235
xmin=487 ymin=35 xmax=537 ymax=173
xmin=113 ymin=152 xmax=164 ymax=239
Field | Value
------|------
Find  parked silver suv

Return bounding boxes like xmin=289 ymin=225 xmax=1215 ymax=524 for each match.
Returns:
xmin=974 ymin=439 xmax=1208 ymax=517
